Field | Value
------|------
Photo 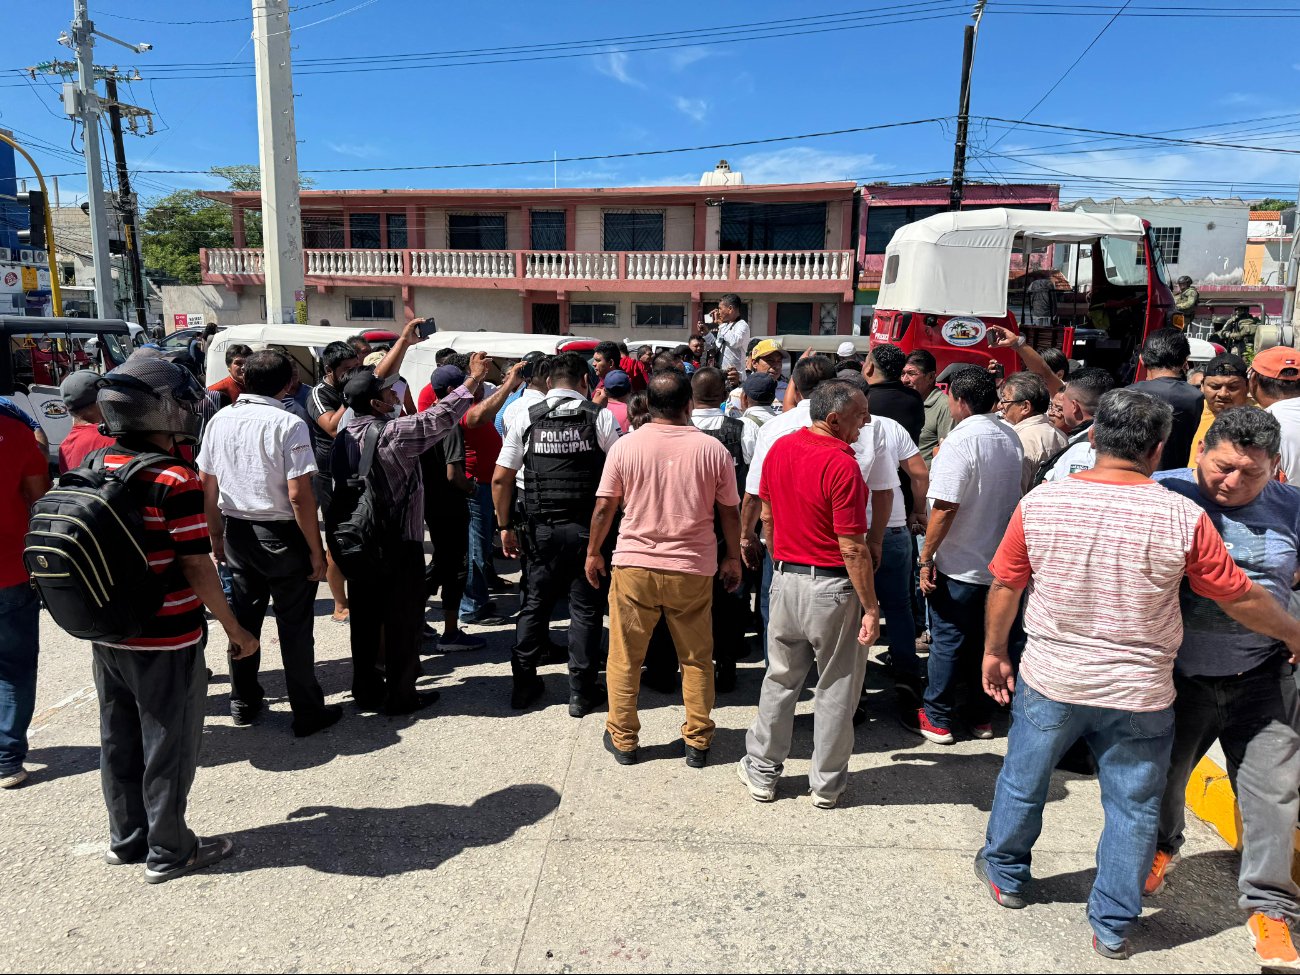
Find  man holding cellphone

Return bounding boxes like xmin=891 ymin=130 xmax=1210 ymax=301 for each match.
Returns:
xmin=696 ymin=294 xmax=750 ymax=379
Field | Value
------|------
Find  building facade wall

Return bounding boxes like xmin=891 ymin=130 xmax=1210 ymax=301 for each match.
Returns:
xmin=1070 ymin=200 xmax=1250 ymax=284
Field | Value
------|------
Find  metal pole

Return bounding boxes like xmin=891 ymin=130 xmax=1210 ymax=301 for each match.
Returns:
xmin=0 ymin=131 xmax=64 ymax=316
xmin=104 ymin=74 xmax=148 ymax=328
xmin=252 ymin=0 xmax=305 ymax=325
xmin=71 ymin=0 xmax=115 ymax=319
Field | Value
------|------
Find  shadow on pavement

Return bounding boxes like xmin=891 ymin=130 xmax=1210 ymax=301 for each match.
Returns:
xmin=23 ymin=744 xmax=101 ymax=785
xmin=217 ymin=783 xmax=561 ymax=877
xmin=844 ymin=751 xmax=1076 ymax=811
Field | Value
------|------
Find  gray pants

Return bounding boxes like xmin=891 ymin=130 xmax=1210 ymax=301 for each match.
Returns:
xmin=1156 ymin=657 xmax=1300 ymax=920
xmin=92 ymin=636 xmax=207 ymax=872
xmin=744 ymin=568 xmax=867 ymax=799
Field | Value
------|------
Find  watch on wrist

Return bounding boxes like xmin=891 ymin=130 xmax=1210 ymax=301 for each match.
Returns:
xmin=918 ymin=558 xmax=935 ymax=567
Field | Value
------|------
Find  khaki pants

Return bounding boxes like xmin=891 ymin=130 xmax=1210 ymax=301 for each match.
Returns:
xmin=606 ymin=566 xmax=715 ymax=751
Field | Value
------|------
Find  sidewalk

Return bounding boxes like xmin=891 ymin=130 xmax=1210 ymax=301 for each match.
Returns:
xmin=0 ymin=602 xmax=1260 ymax=974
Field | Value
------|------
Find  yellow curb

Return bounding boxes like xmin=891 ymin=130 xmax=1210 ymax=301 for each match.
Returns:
xmin=1185 ymin=755 xmax=1300 ymax=884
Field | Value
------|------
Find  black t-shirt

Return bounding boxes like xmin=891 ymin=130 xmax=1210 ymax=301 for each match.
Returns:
xmin=867 ymin=381 xmax=925 ymax=444
xmin=1128 ymin=376 xmax=1204 ymax=471
xmin=420 ymin=424 xmax=466 ymax=508
xmin=306 ymin=381 xmax=345 ymax=472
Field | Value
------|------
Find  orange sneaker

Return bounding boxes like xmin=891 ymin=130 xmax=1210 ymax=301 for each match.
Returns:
xmin=1247 ymin=913 xmax=1300 ymax=968
xmin=1143 ymin=849 xmax=1179 ymax=896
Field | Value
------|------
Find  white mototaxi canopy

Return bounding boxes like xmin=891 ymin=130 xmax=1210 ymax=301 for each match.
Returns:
xmin=875 ymin=207 xmax=1148 ymax=318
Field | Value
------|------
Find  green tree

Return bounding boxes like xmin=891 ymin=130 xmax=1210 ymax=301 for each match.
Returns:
xmin=1250 ymin=198 xmax=1295 ymax=211
xmin=141 ymin=165 xmax=313 ymax=284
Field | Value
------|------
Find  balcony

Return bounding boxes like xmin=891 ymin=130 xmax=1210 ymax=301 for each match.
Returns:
xmin=200 ymin=247 xmax=855 ymax=295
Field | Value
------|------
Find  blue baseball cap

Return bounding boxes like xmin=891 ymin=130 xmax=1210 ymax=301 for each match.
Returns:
xmin=603 ymin=369 xmax=631 ymax=396
xmin=430 ymin=364 xmax=466 ymax=393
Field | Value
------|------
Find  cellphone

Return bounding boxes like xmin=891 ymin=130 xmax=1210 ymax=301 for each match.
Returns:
xmin=520 ymin=358 xmax=534 ymax=380
xmin=704 ymin=312 xmax=714 ymax=325
xmin=417 ymin=317 xmax=437 ymax=340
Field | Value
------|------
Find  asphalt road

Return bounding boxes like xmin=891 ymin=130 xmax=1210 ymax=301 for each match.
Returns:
xmin=0 ymin=576 xmax=1265 ymax=974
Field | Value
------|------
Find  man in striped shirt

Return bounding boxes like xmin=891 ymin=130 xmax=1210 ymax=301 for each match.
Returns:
xmin=974 ymin=389 xmax=1300 ymax=960
xmin=94 ymin=354 xmax=259 ymax=884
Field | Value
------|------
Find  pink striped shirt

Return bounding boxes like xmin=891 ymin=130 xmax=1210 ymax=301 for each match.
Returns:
xmin=990 ymin=473 xmax=1251 ymax=711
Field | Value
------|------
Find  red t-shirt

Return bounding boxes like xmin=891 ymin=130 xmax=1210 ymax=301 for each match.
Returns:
xmin=58 ymin=422 xmax=116 ymax=474
xmin=759 ymin=427 xmax=868 ymax=567
xmin=0 ymin=417 xmax=48 ymax=587
xmin=208 ymin=375 xmax=244 ymax=405
xmin=619 ymin=357 xmax=649 ymax=392
xmin=418 ymin=384 xmax=500 ymax=480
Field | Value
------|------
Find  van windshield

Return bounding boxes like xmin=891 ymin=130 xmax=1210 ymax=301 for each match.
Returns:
xmin=10 ymin=331 xmax=129 ymax=388
xmin=1097 ymin=237 xmax=1147 ymax=288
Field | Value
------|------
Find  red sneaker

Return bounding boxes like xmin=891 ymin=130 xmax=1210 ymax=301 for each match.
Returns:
xmin=914 ymin=708 xmax=954 ymax=745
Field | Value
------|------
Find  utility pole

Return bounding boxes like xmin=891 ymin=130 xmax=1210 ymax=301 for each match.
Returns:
xmin=69 ymin=0 xmax=115 ymax=319
xmin=252 ymin=0 xmax=305 ymax=324
xmin=104 ymin=74 xmax=148 ymax=328
xmin=949 ymin=0 xmax=988 ymax=212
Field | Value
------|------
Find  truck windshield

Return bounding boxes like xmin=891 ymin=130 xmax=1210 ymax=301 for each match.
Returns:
xmin=1097 ymin=237 xmax=1147 ymax=288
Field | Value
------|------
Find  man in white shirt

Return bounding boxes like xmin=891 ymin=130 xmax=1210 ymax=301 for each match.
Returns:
xmin=697 ymin=293 xmax=751 ymax=376
xmin=197 ymin=349 xmax=338 ymax=738
xmin=1038 ymin=368 xmax=1115 ymax=485
xmin=912 ymin=368 xmax=1023 ymax=745
xmin=1249 ymin=346 xmax=1300 ymax=483
xmin=741 ymin=357 xmax=895 ymax=635
xmin=491 ymin=352 xmax=622 ymax=716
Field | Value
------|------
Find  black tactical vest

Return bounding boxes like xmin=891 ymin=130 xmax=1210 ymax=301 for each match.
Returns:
xmin=523 ymin=398 xmax=605 ymax=520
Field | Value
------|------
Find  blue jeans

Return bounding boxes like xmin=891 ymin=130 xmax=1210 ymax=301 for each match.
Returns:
xmin=217 ymin=561 xmax=233 ymax=598
xmin=0 ymin=583 xmax=40 ymax=775
xmin=980 ymin=680 xmax=1175 ymax=947
xmin=876 ymin=527 xmax=919 ymax=677
xmin=923 ymin=573 xmax=991 ymax=728
xmin=460 ymin=482 xmax=494 ymax=618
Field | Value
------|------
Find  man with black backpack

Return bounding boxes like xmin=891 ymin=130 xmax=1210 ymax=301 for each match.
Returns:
xmin=331 ymin=351 xmax=496 ymax=716
xmin=689 ymin=367 xmax=753 ymax=693
xmin=42 ymin=354 xmax=259 ymax=882
xmin=492 ymin=351 xmax=623 ymax=716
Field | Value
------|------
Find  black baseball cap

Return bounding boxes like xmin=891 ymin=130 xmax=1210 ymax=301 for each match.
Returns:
xmin=341 ymin=367 xmax=399 ymax=410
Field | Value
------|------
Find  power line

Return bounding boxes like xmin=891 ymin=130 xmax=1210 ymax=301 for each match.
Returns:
xmin=977 ymin=117 xmax=1300 ymax=155
xmin=91 ymin=0 xmax=351 ymax=25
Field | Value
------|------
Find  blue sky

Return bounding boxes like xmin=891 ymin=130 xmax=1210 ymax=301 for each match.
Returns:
xmin=2 ymin=0 xmax=1299 ymax=206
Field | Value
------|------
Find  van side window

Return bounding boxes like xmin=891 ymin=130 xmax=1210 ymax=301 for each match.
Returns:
xmin=884 ymin=254 xmax=900 ymax=286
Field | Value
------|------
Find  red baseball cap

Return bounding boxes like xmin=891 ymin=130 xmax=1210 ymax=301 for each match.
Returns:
xmin=1250 ymin=347 xmax=1300 ymax=380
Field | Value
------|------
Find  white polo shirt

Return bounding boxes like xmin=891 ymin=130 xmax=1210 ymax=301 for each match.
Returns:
xmin=197 ymin=393 xmax=317 ymax=521
xmin=497 ymin=388 xmax=622 ymax=490
xmin=927 ymin=412 xmax=1024 ymax=585
xmin=865 ymin=414 xmax=919 ymax=530
xmin=705 ymin=318 xmax=751 ymax=373
xmin=746 ymin=397 xmax=898 ymax=499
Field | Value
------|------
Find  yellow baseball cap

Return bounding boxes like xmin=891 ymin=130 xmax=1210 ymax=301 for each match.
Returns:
xmin=751 ymin=339 xmax=782 ymax=360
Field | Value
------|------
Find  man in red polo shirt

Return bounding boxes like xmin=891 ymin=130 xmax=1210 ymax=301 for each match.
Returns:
xmin=739 ymin=379 xmax=881 ymax=809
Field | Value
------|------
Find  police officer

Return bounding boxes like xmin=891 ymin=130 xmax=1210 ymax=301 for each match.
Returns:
xmin=1220 ymin=305 xmax=1260 ymax=356
xmin=492 ymin=352 xmax=622 ymax=716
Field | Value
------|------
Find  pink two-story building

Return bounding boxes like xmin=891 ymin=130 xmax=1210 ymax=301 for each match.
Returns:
xmin=198 ymin=171 xmax=858 ymax=339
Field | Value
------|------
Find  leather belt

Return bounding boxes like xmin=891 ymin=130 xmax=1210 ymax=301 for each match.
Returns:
xmin=773 ymin=560 xmax=849 ymax=578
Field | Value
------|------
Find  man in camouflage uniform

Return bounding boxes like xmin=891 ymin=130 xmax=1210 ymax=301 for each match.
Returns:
xmin=1219 ymin=306 xmax=1260 ymax=356
xmin=1174 ymin=275 xmax=1200 ymax=327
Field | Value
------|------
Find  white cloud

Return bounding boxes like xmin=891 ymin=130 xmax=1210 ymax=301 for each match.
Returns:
xmin=733 ymin=146 xmax=883 ymax=184
xmin=595 ymin=50 xmax=644 ymax=88
xmin=669 ymin=46 xmax=711 ymax=71
xmin=673 ymin=96 xmax=708 ymax=123
xmin=327 ymin=141 xmax=381 ymax=159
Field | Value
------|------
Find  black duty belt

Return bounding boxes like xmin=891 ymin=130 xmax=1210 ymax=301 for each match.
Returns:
xmin=773 ymin=560 xmax=850 ymax=578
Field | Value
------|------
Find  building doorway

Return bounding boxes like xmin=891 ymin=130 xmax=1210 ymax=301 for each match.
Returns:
xmin=532 ymin=302 xmax=561 ymax=335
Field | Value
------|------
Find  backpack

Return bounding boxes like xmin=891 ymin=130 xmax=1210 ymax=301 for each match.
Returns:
xmin=24 ymin=450 xmax=175 ymax=642
xmin=325 ymin=421 xmax=404 ymax=581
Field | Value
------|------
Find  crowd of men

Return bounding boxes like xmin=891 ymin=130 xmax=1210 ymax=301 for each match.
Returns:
xmin=3 ymin=295 xmax=1300 ymax=967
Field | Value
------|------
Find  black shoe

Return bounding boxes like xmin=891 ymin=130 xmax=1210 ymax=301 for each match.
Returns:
xmin=143 ymin=835 xmax=235 ymax=885
xmin=603 ymin=730 xmax=638 ymax=765
xmin=292 ymin=704 xmax=343 ymax=738
xmin=974 ymin=855 xmax=1026 ymax=909
xmin=544 ymin=642 xmax=568 ymax=665
xmin=230 ymin=700 xmax=263 ymax=726
xmin=352 ymin=693 xmax=384 ymax=713
xmin=1091 ymin=935 xmax=1131 ymax=961
xmin=853 ymin=702 xmax=869 ymax=726
xmin=384 ymin=690 xmax=440 ymax=716
xmin=684 ymin=742 xmax=709 ymax=768
xmin=714 ymin=661 xmax=737 ymax=694
xmin=511 ymin=674 xmax=545 ymax=710
xmin=568 ymin=688 xmax=604 ymax=718
xmin=641 ymin=670 xmax=680 ymax=695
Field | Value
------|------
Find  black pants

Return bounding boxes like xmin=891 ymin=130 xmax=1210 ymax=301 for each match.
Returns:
xmin=514 ymin=519 xmax=608 ymax=693
xmin=224 ymin=517 xmax=327 ymax=727
xmin=349 ymin=540 xmax=426 ymax=713
xmin=92 ymin=636 xmax=206 ymax=871
xmin=426 ymin=494 xmax=469 ymax=624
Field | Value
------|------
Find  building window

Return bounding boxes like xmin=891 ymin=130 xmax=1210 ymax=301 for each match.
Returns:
xmin=530 ymin=210 xmax=566 ymax=251
xmin=303 ymin=213 xmax=344 ymax=249
xmin=570 ymin=302 xmax=618 ymax=327
xmin=349 ymin=213 xmax=380 ymax=249
xmin=604 ymin=211 xmax=664 ymax=252
xmin=386 ymin=213 xmax=407 ymax=249
xmin=448 ymin=212 xmax=507 ymax=250
xmin=864 ymin=204 xmax=947 ymax=254
xmin=775 ymin=302 xmax=814 ymax=334
xmin=819 ymin=303 xmax=839 ymax=335
xmin=347 ymin=296 xmax=395 ymax=321
xmin=633 ymin=303 xmax=685 ymax=328
xmin=719 ymin=201 xmax=826 ymax=250
xmin=1147 ymin=226 xmax=1181 ymax=265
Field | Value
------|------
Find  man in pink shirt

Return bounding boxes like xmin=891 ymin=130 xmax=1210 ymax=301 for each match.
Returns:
xmin=586 ymin=370 xmax=742 ymax=768
xmin=975 ymin=389 xmax=1300 ymax=961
